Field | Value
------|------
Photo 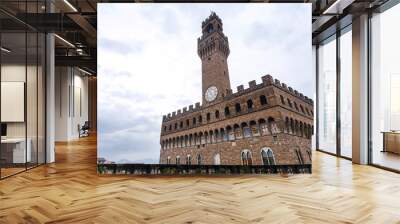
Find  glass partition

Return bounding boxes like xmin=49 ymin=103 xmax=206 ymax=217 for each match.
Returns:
xmin=371 ymin=3 xmax=400 ymax=171
xmin=0 ymin=31 xmax=28 ymax=177
xmin=317 ymin=35 xmax=337 ymax=154
xmin=0 ymin=2 xmax=46 ymax=179
xmin=339 ymin=27 xmax=352 ymax=158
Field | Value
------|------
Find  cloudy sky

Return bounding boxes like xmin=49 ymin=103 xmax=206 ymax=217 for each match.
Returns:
xmin=98 ymin=3 xmax=312 ymax=164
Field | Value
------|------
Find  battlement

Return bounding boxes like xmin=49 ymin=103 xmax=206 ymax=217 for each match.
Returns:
xmin=197 ymin=32 xmax=228 ymax=44
xmin=162 ymin=74 xmax=313 ymax=122
xmin=201 ymin=12 xmax=222 ymax=28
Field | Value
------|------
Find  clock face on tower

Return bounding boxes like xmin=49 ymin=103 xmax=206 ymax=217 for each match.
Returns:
xmin=205 ymin=86 xmax=218 ymax=102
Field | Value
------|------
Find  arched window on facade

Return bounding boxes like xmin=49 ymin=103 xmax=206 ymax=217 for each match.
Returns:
xmin=194 ymin=133 xmax=198 ymax=145
xmin=260 ymin=95 xmax=268 ymax=105
xmin=179 ymin=121 xmax=183 ymax=129
xmin=261 ymin=147 xmax=276 ymax=165
xmin=174 ymin=123 xmax=178 ymax=130
xmin=176 ymin=156 xmax=180 ymax=165
xmin=234 ymin=124 xmax=242 ymax=139
xmin=214 ymin=129 xmax=219 ymax=142
xmin=189 ymin=134 xmax=193 ymax=146
xmin=185 ymin=135 xmax=189 ymax=147
xmin=224 ymin=106 xmax=230 ymax=116
xmin=198 ymin=115 xmax=203 ymax=123
xmin=235 ymin=103 xmax=241 ymax=113
xmin=295 ymin=120 xmax=299 ymax=135
xmin=280 ymin=95 xmax=285 ymax=105
xmin=167 ymin=156 xmax=171 ymax=164
xmin=295 ymin=149 xmax=304 ymax=164
xmin=186 ymin=119 xmax=190 ymax=127
xmin=294 ymin=101 xmax=299 ymax=111
xmin=285 ymin=117 xmax=290 ymax=133
xmin=268 ymin=117 xmax=279 ymax=134
xmin=242 ymin=122 xmax=251 ymax=138
xmin=213 ymin=153 xmax=221 ymax=165
xmin=204 ymin=132 xmax=209 ymax=145
xmin=186 ymin=155 xmax=191 ymax=165
xmin=197 ymin=154 xmax=202 ymax=165
xmin=290 ymin=118 xmax=294 ymax=134
xmin=215 ymin=110 xmax=220 ymax=119
xmin=206 ymin=113 xmax=211 ymax=122
xmin=299 ymin=122 xmax=304 ymax=137
xmin=307 ymin=150 xmax=311 ymax=162
xmin=241 ymin=150 xmax=252 ymax=165
xmin=221 ymin=128 xmax=227 ymax=141
xmin=209 ymin=130 xmax=214 ymax=143
xmin=250 ymin=120 xmax=259 ymax=136
xmin=164 ymin=126 xmax=167 ymax=132
xmin=169 ymin=124 xmax=172 ymax=131
xmin=226 ymin=125 xmax=234 ymax=140
xmin=259 ymin=118 xmax=269 ymax=135
xmin=200 ymin=132 xmax=205 ymax=145
xmin=193 ymin=117 xmax=196 ymax=125
xmin=305 ymin=107 xmax=310 ymax=116
xmin=247 ymin=99 xmax=253 ymax=110
xmin=300 ymin=105 xmax=305 ymax=114
xmin=287 ymin=98 xmax=292 ymax=107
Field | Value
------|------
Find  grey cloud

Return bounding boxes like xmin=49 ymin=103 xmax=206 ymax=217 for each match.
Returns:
xmin=99 ymin=38 xmax=143 ymax=54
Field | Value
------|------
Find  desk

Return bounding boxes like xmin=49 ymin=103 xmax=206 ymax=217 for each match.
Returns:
xmin=382 ymin=131 xmax=400 ymax=154
xmin=1 ymin=138 xmax=31 ymax=163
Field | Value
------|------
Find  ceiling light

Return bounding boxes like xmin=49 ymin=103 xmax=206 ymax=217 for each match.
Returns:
xmin=1 ymin=47 xmax=11 ymax=53
xmin=54 ymin=34 xmax=75 ymax=48
xmin=78 ymin=67 xmax=93 ymax=76
xmin=323 ymin=0 xmax=355 ymax=15
xmin=63 ymin=0 xmax=78 ymax=12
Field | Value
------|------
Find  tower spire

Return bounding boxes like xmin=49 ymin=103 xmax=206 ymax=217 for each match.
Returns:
xmin=198 ymin=12 xmax=231 ymax=106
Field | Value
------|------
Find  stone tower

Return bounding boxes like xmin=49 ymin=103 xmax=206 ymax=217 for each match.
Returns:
xmin=198 ymin=12 xmax=231 ymax=106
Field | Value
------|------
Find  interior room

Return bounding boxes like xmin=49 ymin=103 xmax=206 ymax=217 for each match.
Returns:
xmin=0 ymin=0 xmax=399 ymax=223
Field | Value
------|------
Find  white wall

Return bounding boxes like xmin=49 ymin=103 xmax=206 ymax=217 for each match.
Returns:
xmin=55 ymin=67 xmax=89 ymax=141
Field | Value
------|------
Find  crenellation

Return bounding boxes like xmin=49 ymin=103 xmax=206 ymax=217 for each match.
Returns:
xmin=262 ymin=74 xmax=274 ymax=85
xmin=177 ymin=109 xmax=181 ymax=115
xmin=195 ymin=102 xmax=201 ymax=109
xmin=274 ymin=79 xmax=281 ymax=86
xmin=189 ymin=105 xmax=194 ymax=111
xmin=237 ymin=85 xmax=244 ymax=92
xmin=183 ymin=107 xmax=187 ymax=113
xmin=282 ymin=83 xmax=288 ymax=90
xmin=294 ymin=90 xmax=299 ymax=96
xmin=172 ymin=111 xmax=176 ymax=116
xmin=288 ymin=87 xmax=293 ymax=93
xmin=249 ymin=80 xmax=257 ymax=89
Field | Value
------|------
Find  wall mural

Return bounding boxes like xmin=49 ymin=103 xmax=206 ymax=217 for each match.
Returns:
xmin=97 ymin=3 xmax=314 ymax=175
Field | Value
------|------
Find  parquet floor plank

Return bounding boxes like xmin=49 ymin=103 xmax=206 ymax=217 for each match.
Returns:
xmin=0 ymin=135 xmax=399 ymax=223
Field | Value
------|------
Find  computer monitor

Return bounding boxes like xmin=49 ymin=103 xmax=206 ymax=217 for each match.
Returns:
xmin=1 ymin=123 xmax=7 ymax=137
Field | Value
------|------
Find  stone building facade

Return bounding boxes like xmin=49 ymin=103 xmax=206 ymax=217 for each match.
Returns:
xmin=159 ymin=12 xmax=314 ymax=166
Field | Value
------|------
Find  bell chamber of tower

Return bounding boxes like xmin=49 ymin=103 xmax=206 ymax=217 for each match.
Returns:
xmin=198 ymin=12 xmax=231 ymax=106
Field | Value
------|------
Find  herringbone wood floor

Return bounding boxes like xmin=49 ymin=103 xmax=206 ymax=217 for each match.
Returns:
xmin=0 ymin=135 xmax=400 ymax=224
